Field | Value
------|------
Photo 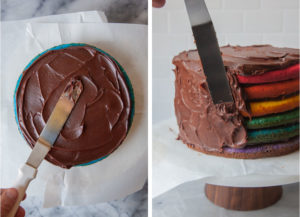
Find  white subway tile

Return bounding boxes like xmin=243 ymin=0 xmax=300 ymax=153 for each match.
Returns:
xmin=153 ymin=34 xmax=171 ymax=57
xmin=205 ymin=0 xmax=223 ymax=9
xmin=283 ymin=10 xmax=299 ymax=33
xmin=224 ymin=0 xmax=260 ymax=9
xmin=153 ymin=78 xmax=175 ymax=103
xmin=226 ymin=33 xmax=263 ymax=45
xmin=262 ymin=0 xmax=299 ymax=9
xmin=165 ymin=0 xmax=186 ymax=10
xmin=245 ymin=11 xmax=283 ymax=33
xmin=210 ymin=11 xmax=243 ymax=33
xmin=263 ymin=33 xmax=299 ymax=48
xmin=153 ymin=57 xmax=175 ymax=79
xmin=187 ymin=35 xmax=197 ymax=50
xmin=153 ymin=10 xmax=168 ymax=33
xmin=168 ymin=10 xmax=192 ymax=34
xmin=153 ymin=101 xmax=175 ymax=123
xmin=165 ymin=0 xmax=222 ymax=10
xmin=169 ymin=34 xmax=190 ymax=55
xmin=153 ymin=33 xmax=189 ymax=58
xmin=216 ymin=33 xmax=228 ymax=46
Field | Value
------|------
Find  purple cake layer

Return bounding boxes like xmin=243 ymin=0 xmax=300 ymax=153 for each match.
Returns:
xmin=187 ymin=136 xmax=299 ymax=159
xmin=224 ymin=136 xmax=299 ymax=154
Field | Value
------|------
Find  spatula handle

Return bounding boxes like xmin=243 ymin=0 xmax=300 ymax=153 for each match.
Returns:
xmin=7 ymin=164 xmax=37 ymax=217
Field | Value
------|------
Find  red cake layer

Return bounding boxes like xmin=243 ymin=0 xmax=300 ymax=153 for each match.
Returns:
xmin=237 ymin=64 xmax=299 ymax=84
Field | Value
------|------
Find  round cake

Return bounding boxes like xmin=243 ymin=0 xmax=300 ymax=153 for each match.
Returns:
xmin=173 ymin=45 xmax=299 ymax=158
xmin=15 ymin=44 xmax=134 ymax=168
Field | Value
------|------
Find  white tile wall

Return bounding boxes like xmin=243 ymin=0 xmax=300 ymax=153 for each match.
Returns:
xmin=205 ymin=0 xmax=222 ymax=9
xmin=261 ymin=0 xmax=299 ymax=9
xmin=283 ymin=10 xmax=299 ymax=33
xmin=152 ymin=0 xmax=299 ymax=123
xmin=210 ymin=11 xmax=244 ymax=33
xmin=244 ymin=11 xmax=283 ymax=33
xmin=224 ymin=0 xmax=260 ymax=9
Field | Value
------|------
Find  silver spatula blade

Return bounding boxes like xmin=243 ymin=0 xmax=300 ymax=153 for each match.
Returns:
xmin=184 ymin=0 xmax=233 ymax=104
xmin=26 ymin=79 xmax=83 ymax=169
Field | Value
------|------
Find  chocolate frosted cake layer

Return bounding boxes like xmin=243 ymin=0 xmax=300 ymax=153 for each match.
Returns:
xmin=173 ymin=51 xmax=247 ymax=152
xmin=16 ymin=45 xmax=132 ymax=168
xmin=221 ymin=45 xmax=299 ymax=75
xmin=173 ymin=45 xmax=299 ymax=158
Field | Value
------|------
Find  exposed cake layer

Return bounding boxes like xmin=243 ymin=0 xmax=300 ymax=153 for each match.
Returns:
xmin=248 ymin=94 xmax=299 ymax=117
xmin=187 ymin=136 xmax=299 ymax=159
xmin=247 ymin=123 xmax=299 ymax=144
xmin=237 ymin=64 xmax=299 ymax=84
xmin=236 ymin=48 xmax=299 ymax=145
xmin=244 ymin=79 xmax=299 ymax=100
xmin=245 ymin=109 xmax=299 ymax=129
xmin=16 ymin=45 xmax=132 ymax=168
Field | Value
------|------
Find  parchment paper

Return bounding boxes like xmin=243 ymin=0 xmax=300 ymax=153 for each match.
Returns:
xmin=153 ymin=119 xmax=299 ymax=198
xmin=0 ymin=13 xmax=147 ymax=207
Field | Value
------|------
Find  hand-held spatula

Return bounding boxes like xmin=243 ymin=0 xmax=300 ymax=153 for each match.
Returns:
xmin=7 ymin=79 xmax=83 ymax=217
xmin=184 ymin=0 xmax=233 ymax=104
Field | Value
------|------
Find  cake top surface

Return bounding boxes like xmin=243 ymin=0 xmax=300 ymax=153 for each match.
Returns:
xmin=173 ymin=45 xmax=300 ymax=75
xmin=16 ymin=45 xmax=131 ymax=168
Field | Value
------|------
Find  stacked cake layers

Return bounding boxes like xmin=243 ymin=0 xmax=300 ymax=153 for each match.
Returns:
xmin=173 ymin=45 xmax=299 ymax=158
xmin=239 ymin=64 xmax=299 ymax=145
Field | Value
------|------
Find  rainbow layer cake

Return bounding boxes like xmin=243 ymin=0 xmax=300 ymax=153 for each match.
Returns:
xmin=173 ymin=45 xmax=299 ymax=158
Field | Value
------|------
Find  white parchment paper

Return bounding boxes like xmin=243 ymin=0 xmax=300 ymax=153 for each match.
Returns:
xmin=0 ymin=13 xmax=147 ymax=207
xmin=153 ymin=119 xmax=299 ymax=198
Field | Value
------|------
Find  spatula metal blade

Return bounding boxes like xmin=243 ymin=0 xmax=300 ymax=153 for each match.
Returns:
xmin=26 ymin=79 xmax=83 ymax=169
xmin=184 ymin=0 xmax=234 ymax=104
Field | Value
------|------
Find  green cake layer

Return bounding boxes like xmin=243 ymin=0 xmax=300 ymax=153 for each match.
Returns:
xmin=245 ymin=109 xmax=299 ymax=129
xmin=247 ymin=123 xmax=299 ymax=144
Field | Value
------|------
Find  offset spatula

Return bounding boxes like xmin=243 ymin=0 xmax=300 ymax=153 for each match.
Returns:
xmin=184 ymin=0 xmax=233 ymax=104
xmin=7 ymin=79 xmax=83 ymax=217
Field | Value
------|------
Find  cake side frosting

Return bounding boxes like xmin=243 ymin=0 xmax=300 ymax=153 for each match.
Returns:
xmin=16 ymin=45 xmax=132 ymax=168
xmin=173 ymin=51 xmax=247 ymax=151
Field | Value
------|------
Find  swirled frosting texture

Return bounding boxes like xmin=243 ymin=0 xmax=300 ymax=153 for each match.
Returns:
xmin=173 ymin=45 xmax=299 ymax=152
xmin=221 ymin=45 xmax=299 ymax=75
xmin=173 ymin=51 xmax=247 ymax=151
xmin=16 ymin=46 xmax=131 ymax=168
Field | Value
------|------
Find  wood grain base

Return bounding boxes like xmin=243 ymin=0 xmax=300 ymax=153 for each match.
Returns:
xmin=205 ymin=184 xmax=283 ymax=211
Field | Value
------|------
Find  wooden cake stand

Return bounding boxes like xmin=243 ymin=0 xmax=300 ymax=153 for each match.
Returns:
xmin=205 ymin=184 xmax=283 ymax=211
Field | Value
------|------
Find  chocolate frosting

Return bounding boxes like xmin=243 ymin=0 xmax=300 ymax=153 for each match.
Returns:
xmin=221 ymin=45 xmax=299 ymax=76
xmin=62 ymin=79 xmax=83 ymax=104
xmin=173 ymin=51 xmax=247 ymax=151
xmin=16 ymin=46 xmax=131 ymax=168
xmin=173 ymin=45 xmax=300 ymax=151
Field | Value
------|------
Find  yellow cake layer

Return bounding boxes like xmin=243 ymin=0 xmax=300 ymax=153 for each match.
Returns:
xmin=248 ymin=94 xmax=299 ymax=117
